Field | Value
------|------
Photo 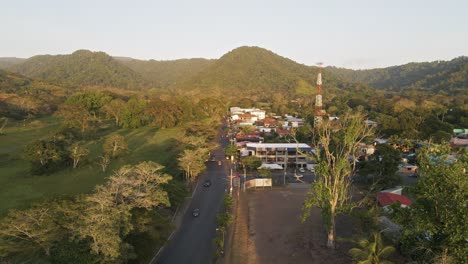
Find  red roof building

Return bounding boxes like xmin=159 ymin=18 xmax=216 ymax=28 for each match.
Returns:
xmin=377 ymin=192 xmax=412 ymax=207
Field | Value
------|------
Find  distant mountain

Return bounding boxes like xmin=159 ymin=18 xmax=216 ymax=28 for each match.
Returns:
xmin=4 ymin=47 xmax=463 ymax=98
xmin=116 ymin=58 xmax=214 ymax=89
xmin=327 ymin=56 xmax=468 ymax=94
xmin=9 ymin=50 xmax=148 ymax=89
xmin=174 ymin=46 xmax=349 ymax=98
xmin=0 ymin=57 xmax=26 ymax=70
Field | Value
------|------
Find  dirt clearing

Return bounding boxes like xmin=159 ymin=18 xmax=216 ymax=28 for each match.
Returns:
xmin=229 ymin=185 xmax=359 ymax=264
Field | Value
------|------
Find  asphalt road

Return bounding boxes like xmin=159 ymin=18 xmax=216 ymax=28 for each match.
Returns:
xmin=154 ymin=132 xmax=229 ymax=264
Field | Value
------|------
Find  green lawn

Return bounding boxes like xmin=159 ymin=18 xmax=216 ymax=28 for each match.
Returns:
xmin=0 ymin=117 xmax=186 ymax=215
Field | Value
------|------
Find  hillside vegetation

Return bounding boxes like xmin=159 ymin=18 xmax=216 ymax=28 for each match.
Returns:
xmin=0 ymin=57 xmax=25 ymax=70
xmin=116 ymin=57 xmax=214 ymax=89
xmin=175 ymin=46 xmax=350 ymax=98
xmin=327 ymin=56 xmax=468 ymax=94
xmin=9 ymin=50 xmax=148 ymax=89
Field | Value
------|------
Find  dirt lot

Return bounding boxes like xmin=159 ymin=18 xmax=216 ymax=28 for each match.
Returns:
xmin=228 ymin=185 xmax=360 ymax=264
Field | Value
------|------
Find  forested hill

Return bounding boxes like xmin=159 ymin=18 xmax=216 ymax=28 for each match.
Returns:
xmin=327 ymin=56 xmax=467 ymax=94
xmin=9 ymin=50 xmax=148 ymax=89
xmin=115 ymin=57 xmax=214 ymax=89
xmin=174 ymin=46 xmax=350 ymax=98
xmin=0 ymin=58 xmax=26 ymax=70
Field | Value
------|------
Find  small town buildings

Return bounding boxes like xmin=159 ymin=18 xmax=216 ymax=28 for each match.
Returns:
xmin=244 ymin=143 xmax=313 ymax=168
xmin=229 ymin=107 xmax=266 ymax=120
xmin=377 ymin=192 xmax=412 ymax=209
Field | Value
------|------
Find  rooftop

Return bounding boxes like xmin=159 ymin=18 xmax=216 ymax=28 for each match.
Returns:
xmin=377 ymin=192 xmax=412 ymax=207
xmin=246 ymin=142 xmax=312 ymax=150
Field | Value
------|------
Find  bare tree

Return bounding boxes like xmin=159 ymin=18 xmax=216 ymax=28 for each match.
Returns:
xmin=302 ymin=110 xmax=374 ymax=249
xmin=68 ymin=143 xmax=89 ymax=169
xmin=103 ymin=135 xmax=128 ymax=158
xmin=98 ymin=155 xmax=111 ymax=172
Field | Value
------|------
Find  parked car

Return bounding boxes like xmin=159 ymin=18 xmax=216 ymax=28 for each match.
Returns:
xmin=203 ymin=179 xmax=212 ymax=187
xmin=298 ymin=168 xmax=305 ymax=173
xmin=192 ymin=208 xmax=200 ymax=217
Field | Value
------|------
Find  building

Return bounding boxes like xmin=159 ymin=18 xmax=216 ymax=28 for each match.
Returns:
xmin=245 ymin=143 xmax=313 ymax=168
xmin=229 ymin=107 xmax=266 ymax=120
xmin=377 ymin=192 xmax=412 ymax=209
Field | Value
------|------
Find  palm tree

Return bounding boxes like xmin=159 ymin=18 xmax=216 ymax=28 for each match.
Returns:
xmin=349 ymin=232 xmax=395 ymax=264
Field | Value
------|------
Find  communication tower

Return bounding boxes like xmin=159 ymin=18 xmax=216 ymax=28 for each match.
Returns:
xmin=314 ymin=62 xmax=323 ymax=127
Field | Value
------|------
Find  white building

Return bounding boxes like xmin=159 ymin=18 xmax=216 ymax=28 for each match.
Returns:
xmin=245 ymin=143 xmax=313 ymax=168
xmin=229 ymin=107 xmax=266 ymax=120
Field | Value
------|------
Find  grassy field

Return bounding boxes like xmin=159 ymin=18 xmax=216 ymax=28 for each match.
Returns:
xmin=0 ymin=117 xmax=186 ymax=215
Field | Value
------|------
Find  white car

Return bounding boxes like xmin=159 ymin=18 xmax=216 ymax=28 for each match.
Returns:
xmin=298 ymin=168 xmax=305 ymax=173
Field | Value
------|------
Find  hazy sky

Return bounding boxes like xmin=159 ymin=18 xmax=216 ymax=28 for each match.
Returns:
xmin=1 ymin=0 xmax=467 ymax=69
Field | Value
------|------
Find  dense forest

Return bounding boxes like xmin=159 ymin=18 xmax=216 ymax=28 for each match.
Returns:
xmin=9 ymin=50 xmax=148 ymax=89
xmin=116 ymin=57 xmax=214 ymax=89
xmin=0 ymin=46 xmax=467 ymax=263
xmin=327 ymin=56 xmax=467 ymax=94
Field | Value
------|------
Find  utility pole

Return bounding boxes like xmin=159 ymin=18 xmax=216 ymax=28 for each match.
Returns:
xmin=243 ymin=165 xmax=246 ymax=192
xmin=284 ymin=148 xmax=288 ymax=185
xmin=230 ymin=168 xmax=233 ymax=195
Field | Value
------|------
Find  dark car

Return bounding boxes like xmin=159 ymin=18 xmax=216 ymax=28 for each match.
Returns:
xmin=203 ymin=180 xmax=212 ymax=187
xmin=192 ymin=208 xmax=200 ymax=217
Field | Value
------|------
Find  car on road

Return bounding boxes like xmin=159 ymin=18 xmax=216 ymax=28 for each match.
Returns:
xmin=192 ymin=208 xmax=200 ymax=217
xmin=218 ymin=161 xmax=222 ymax=166
xmin=203 ymin=179 xmax=212 ymax=187
xmin=298 ymin=168 xmax=305 ymax=173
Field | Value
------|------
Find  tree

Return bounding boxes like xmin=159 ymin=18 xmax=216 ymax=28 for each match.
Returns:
xmin=25 ymin=140 xmax=59 ymax=166
xmin=258 ymin=168 xmax=271 ymax=178
xmin=56 ymin=103 xmax=94 ymax=133
xmin=120 ymin=98 xmax=148 ymax=129
xmin=103 ymin=134 xmax=128 ymax=158
xmin=66 ymin=91 xmax=112 ymax=119
xmin=358 ymin=144 xmax=401 ymax=189
xmin=103 ymin=98 xmax=126 ymax=126
xmin=196 ymin=97 xmax=225 ymax=119
xmin=98 ymin=155 xmax=111 ymax=172
xmin=348 ymin=232 xmax=395 ymax=264
xmin=224 ymin=145 xmax=238 ymax=159
xmin=181 ymin=135 xmax=208 ymax=149
xmin=241 ymin=156 xmax=262 ymax=171
xmin=74 ymin=162 xmax=172 ymax=261
xmin=24 ymin=139 xmax=69 ymax=174
xmin=178 ymin=148 xmax=208 ymax=182
xmin=394 ymin=146 xmax=467 ymax=263
xmin=146 ymin=98 xmax=183 ymax=129
xmin=0 ymin=203 xmax=62 ymax=257
xmin=68 ymin=143 xmax=89 ymax=169
xmin=302 ymin=110 xmax=374 ymax=248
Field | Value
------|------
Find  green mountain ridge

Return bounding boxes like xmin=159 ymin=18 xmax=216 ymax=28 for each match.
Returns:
xmin=174 ymin=46 xmax=349 ymax=98
xmin=0 ymin=57 xmax=26 ymax=70
xmin=9 ymin=50 xmax=148 ymax=89
xmin=116 ymin=57 xmax=214 ymax=89
xmin=2 ymin=47 xmax=466 ymax=97
xmin=327 ymin=56 xmax=467 ymax=94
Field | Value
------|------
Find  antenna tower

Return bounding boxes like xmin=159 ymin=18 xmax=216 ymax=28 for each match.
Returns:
xmin=314 ymin=62 xmax=323 ymax=127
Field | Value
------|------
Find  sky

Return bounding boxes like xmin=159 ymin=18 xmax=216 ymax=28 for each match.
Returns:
xmin=1 ymin=0 xmax=467 ymax=69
